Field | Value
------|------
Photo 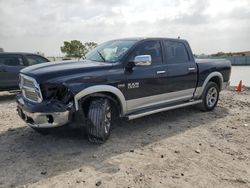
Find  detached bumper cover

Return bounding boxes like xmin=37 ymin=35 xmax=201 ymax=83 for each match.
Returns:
xmin=16 ymin=94 xmax=73 ymax=128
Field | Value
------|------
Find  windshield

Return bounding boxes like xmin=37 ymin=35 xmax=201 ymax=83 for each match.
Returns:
xmin=84 ymin=40 xmax=137 ymax=63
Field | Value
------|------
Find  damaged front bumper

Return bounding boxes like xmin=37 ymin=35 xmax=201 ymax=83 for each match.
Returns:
xmin=16 ymin=94 xmax=74 ymax=128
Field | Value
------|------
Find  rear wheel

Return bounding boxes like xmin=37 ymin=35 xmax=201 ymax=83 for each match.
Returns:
xmin=199 ymin=82 xmax=219 ymax=111
xmin=86 ymin=98 xmax=113 ymax=144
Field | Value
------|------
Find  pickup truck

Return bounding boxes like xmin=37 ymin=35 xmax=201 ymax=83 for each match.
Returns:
xmin=0 ymin=52 xmax=50 ymax=91
xmin=16 ymin=38 xmax=231 ymax=143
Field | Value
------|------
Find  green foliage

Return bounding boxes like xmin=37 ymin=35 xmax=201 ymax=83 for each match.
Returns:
xmin=60 ymin=40 xmax=97 ymax=58
xmin=211 ymin=51 xmax=240 ymax=57
xmin=84 ymin=42 xmax=98 ymax=54
xmin=211 ymin=52 xmax=225 ymax=57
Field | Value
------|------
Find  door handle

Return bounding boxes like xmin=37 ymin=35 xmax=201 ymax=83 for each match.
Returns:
xmin=188 ymin=67 xmax=196 ymax=71
xmin=156 ymin=70 xmax=166 ymax=74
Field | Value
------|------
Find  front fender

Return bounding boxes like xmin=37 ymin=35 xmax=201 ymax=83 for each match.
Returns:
xmin=74 ymin=85 xmax=127 ymax=115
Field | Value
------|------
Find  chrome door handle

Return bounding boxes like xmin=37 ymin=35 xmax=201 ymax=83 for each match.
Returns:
xmin=156 ymin=70 xmax=166 ymax=74
xmin=188 ymin=67 xmax=196 ymax=71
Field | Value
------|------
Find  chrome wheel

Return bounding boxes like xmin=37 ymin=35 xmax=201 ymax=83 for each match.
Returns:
xmin=104 ymin=105 xmax=111 ymax=134
xmin=206 ymin=87 xmax=218 ymax=108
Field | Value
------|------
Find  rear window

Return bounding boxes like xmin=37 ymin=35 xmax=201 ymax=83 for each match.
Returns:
xmin=26 ymin=55 xmax=49 ymax=65
xmin=164 ymin=41 xmax=189 ymax=64
xmin=0 ymin=56 xmax=24 ymax=66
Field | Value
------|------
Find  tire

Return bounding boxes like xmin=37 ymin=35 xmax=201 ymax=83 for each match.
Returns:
xmin=31 ymin=127 xmax=50 ymax=135
xmin=86 ymin=98 xmax=113 ymax=144
xmin=199 ymin=82 xmax=219 ymax=111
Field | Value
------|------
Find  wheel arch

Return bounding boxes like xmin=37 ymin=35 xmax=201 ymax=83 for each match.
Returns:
xmin=195 ymin=72 xmax=223 ymax=98
xmin=74 ymin=85 xmax=127 ymax=116
xmin=209 ymin=76 xmax=222 ymax=91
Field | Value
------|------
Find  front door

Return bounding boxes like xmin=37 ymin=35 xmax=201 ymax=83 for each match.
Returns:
xmin=125 ymin=40 xmax=167 ymax=113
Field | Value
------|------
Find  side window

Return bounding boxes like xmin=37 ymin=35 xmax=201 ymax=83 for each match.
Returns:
xmin=129 ymin=41 xmax=163 ymax=65
xmin=164 ymin=41 xmax=189 ymax=64
xmin=0 ymin=56 xmax=24 ymax=66
xmin=26 ymin=55 xmax=49 ymax=65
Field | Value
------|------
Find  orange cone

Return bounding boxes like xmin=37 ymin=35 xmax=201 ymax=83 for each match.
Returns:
xmin=235 ymin=80 xmax=243 ymax=92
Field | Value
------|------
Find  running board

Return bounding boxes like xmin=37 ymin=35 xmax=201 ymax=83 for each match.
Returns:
xmin=126 ymin=100 xmax=202 ymax=120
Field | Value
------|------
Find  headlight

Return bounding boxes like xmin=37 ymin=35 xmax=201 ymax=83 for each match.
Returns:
xmin=41 ymin=84 xmax=73 ymax=103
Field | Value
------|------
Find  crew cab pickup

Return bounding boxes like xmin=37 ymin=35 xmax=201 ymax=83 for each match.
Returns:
xmin=16 ymin=38 xmax=231 ymax=143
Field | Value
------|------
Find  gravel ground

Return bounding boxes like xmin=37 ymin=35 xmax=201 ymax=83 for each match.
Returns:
xmin=0 ymin=89 xmax=249 ymax=188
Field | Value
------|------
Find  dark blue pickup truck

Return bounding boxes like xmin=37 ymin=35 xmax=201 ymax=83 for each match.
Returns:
xmin=16 ymin=38 xmax=231 ymax=143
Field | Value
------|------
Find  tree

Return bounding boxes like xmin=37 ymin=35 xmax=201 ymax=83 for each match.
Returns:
xmin=61 ymin=40 xmax=84 ymax=58
xmin=60 ymin=40 xmax=97 ymax=58
xmin=84 ymin=42 xmax=98 ymax=54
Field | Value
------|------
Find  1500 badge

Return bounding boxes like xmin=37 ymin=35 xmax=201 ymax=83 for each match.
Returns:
xmin=128 ymin=82 xmax=139 ymax=89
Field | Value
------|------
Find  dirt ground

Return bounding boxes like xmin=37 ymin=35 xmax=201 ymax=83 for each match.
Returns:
xmin=0 ymin=89 xmax=249 ymax=188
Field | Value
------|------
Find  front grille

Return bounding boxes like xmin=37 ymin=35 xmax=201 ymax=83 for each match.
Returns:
xmin=20 ymin=74 xmax=42 ymax=103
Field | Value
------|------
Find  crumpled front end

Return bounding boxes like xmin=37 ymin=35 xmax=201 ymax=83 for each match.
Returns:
xmin=17 ymin=74 xmax=75 ymax=128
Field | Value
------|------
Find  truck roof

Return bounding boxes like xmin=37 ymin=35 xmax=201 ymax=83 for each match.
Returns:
xmin=114 ymin=37 xmax=188 ymax=43
xmin=0 ymin=52 xmax=41 ymax=55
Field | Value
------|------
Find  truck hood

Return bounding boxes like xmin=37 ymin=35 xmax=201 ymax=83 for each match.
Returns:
xmin=20 ymin=60 xmax=113 ymax=83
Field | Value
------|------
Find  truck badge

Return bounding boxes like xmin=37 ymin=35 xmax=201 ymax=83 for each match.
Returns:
xmin=117 ymin=84 xmax=126 ymax=88
xmin=128 ymin=82 xmax=139 ymax=89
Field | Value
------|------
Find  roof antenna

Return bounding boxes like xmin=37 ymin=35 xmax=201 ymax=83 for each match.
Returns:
xmin=178 ymin=36 xmax=180 ymax=39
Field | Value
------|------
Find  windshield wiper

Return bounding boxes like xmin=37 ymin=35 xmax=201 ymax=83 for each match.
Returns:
xmin=97 ymin=50 xmax=106 ymax=62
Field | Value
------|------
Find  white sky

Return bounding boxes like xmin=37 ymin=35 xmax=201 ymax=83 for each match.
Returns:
xmin=0 ymin=0 xmax=250 ymax=56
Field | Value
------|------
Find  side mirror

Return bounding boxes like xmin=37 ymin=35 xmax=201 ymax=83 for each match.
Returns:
xmin=134 ymin=55 xmax=152 ymax=66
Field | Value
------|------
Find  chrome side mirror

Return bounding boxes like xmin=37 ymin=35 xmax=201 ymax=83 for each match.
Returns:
xmin=134 ymin=55 xmax=152 ymax=66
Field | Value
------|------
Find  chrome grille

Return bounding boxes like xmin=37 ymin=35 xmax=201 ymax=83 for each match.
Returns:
xmin=20 ymin=74 xmax=43 ymax=103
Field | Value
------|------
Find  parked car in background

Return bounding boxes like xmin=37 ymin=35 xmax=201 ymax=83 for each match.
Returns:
xmin=0 ymin=52 xmax=50 ymax=91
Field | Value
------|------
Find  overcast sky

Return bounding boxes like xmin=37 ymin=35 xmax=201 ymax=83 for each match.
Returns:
xmin=0 ymin=0 xmax=250 ymax=56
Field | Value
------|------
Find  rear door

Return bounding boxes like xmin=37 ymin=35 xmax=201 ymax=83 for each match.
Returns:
xmin=162 ymin=40 xmax=197 ymax=102
xmin=0 ymin=54 xmax=27 ymax=89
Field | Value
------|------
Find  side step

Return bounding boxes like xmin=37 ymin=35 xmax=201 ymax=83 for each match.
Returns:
xmin=126 ymin=100 xmax=202 ymax=120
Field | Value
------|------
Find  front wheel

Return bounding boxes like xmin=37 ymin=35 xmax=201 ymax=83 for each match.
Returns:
xmin=199 ymin=82 xmax=219 ymax=111
xmin=86 ymin=98 xmax=113 ymax=144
